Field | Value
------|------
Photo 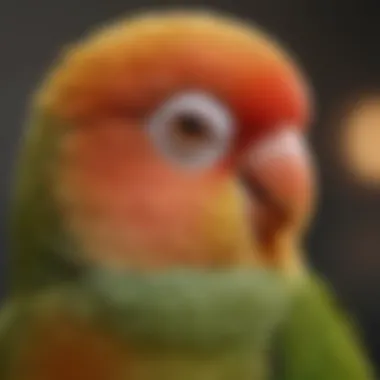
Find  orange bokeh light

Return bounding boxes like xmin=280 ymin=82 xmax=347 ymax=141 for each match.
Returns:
xmin=341 ymin=96 xmax=380 ymax=186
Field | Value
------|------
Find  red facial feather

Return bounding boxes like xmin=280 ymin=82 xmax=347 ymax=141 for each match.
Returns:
xmin=227 ymin=62 xmax=310 ymax=151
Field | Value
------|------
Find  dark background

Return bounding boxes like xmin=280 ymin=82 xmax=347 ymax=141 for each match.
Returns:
xmin=2 ymin=0 xmax=380 ymax=374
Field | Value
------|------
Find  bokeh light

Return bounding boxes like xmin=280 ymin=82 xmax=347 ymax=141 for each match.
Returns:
xmin=341 ymin=96 xmax=380 ymax=188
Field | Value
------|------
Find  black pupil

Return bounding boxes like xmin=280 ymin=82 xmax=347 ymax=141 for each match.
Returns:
xmin=176 ymin=114 xmax=206 ymax=138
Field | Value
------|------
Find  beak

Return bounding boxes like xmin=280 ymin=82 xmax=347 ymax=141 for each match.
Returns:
xmin=240 ymin=128 xmax=315 ymax=257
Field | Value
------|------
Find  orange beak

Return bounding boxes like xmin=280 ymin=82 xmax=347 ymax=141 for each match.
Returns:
xmin=240 ymin=128 xmax=315 ymax=260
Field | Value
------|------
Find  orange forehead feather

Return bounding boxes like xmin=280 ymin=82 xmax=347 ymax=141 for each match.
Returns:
xmin=37 ymin=11 xmax=311 ymax=139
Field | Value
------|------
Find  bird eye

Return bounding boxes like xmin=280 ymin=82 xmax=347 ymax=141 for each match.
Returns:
xmin=147 ymin=91 xmax=235 ymax=169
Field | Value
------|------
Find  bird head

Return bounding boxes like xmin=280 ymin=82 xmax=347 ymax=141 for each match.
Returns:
xmin=11 ymin=11 xmax=315 ymax=292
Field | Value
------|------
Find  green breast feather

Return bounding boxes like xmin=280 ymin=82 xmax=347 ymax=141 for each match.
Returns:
xmin=82 ymin=268 xmax=290 ymax=351
xmin=0 ymin=268 xmax=291 ymax=380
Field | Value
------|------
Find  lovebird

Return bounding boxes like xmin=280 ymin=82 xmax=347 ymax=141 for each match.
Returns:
xmin=1 ymin=10 xmax=374 ymax=380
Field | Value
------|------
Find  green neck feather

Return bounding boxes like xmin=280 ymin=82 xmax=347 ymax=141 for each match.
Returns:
xmin=10 ymin=110 xmax=81 ymax=296
xmin=60 ymin=267 xmax=291 ymax=351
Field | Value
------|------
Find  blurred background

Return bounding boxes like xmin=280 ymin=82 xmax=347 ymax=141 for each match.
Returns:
xmin=1 ymin=0 xmax=380 ymax=374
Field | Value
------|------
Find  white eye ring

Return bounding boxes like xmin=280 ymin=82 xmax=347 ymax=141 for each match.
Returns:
xmin=147 ymin=91 xmax=235 ymax=169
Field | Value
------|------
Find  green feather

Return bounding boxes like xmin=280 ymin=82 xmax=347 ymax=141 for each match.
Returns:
xmin=276 ymin=273 xmax=375 ymax=380
xmin=9 ymin=109 xmax=82 ymax=296
xmin=81 ymin=268 xmax=291 ymax=351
